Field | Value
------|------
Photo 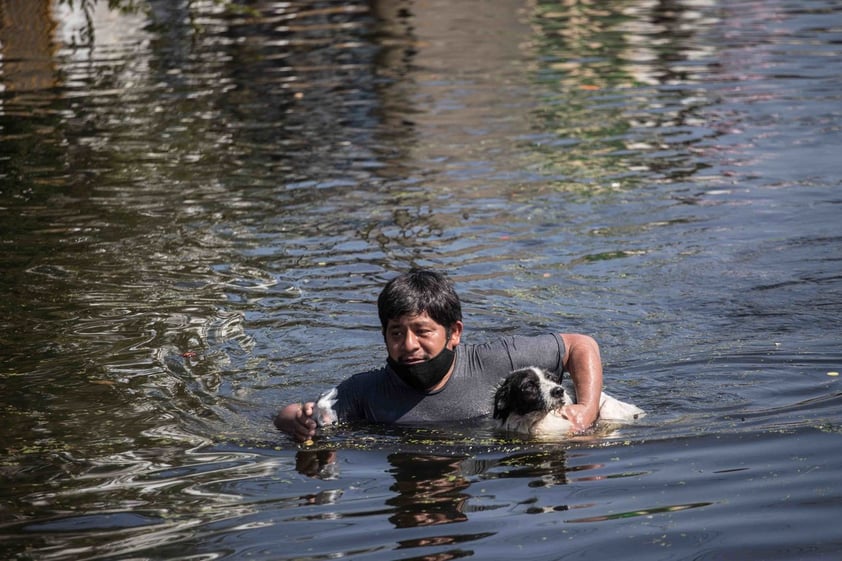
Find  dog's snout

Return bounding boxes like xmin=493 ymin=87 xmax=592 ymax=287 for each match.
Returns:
xmin=550 ymin=386 xmax=565 ymax=399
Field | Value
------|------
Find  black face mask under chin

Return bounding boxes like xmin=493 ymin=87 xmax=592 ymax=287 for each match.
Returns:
xmin=387 ymin=347 xmax=456 ymax=392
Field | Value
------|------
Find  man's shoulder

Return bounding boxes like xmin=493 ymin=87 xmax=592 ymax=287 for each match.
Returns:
xmin=456 ymin=332 xmax=565 ymax=376
xmin=327 ymin=365 xmax=390 ymax=407
xmin=341 ymin=364 xmax=389 ymax=386
xmin=461 ymin=332 xmax=563 ymax=353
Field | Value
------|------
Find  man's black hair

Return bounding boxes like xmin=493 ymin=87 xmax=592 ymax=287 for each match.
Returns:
xmin=377 ymin=268 xmax=463 ymax=334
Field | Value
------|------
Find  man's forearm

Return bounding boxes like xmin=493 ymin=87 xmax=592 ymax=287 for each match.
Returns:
xmin=560 ymin=333 xmax=603 ymax=424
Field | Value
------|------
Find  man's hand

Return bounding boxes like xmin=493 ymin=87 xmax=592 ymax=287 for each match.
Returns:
xmin=274 ymin=402 xmax=317 ymax=443
xmin=560 ymin=402 xmax=598 ymax=432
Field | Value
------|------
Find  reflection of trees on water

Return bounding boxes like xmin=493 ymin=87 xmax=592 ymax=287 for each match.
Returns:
xmin=56 ymin=0 xmax=144 ymax=47
xmin=1 ymin=0 xmax=725 ymax=260
xmin=2 ymin=0 xmax=741 ymax=262
xmin=528 ymin=0 xmax=721 ymax=187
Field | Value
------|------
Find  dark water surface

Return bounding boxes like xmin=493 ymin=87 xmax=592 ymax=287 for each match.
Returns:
xmin=2 ymin=0 xmax=841 ymax=559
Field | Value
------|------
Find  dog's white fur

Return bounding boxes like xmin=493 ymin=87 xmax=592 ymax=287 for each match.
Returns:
xmin=493 ymin=366 xmax=644 ymax=437
xmin=312 ymin=387 xmax=339 ymax=427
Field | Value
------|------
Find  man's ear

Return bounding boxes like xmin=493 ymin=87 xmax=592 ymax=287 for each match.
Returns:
xmin=448 ymin=321 xmax=463 ymax=347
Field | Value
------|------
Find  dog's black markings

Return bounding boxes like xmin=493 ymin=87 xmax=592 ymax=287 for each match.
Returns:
xmin=493 ymin=366 xmax=566 ymax=419
xmin=493 ymin=366 xmax=644 ymax=437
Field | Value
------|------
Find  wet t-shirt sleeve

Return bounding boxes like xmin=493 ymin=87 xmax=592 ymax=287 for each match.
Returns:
xmin=316 ymin=366 xmax=425 ymax=424
xmin=460 ymin=333 xmax=566 ymax=380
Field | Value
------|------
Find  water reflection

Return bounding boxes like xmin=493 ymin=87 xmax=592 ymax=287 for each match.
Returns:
xmin=4 ymin=439 xmax=286 ymax=559
xmin=527 ymin=0 xmax=727 ymax=186
xmin=387 ymin=453 xmax=471 ymax=528
xmin=0 ymin=0 xmax=57 ymax=96
xmin=294 ymin=448 xmax=339 ymax=480
xmin=292 ymin=445 xmax=580 ymax=527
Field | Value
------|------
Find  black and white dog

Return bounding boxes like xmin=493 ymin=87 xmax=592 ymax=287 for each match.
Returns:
xmin=493 ymin=366 xmax=644 ymax=437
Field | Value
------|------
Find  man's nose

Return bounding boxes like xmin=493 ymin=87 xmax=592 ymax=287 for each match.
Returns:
xmin=403 ymin=330 xmax=419 ymax=350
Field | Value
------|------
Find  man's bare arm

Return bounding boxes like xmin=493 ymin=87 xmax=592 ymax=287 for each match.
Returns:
xmin=559 ymin=333 xmax=603 ymax=431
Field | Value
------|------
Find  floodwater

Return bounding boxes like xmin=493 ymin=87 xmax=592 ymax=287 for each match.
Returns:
xmin=1 ymin=0 xmax=841 ymax=559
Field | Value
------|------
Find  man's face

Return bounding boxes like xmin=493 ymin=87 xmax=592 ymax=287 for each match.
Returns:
xmin=385 ymin=312 xmax=462 ymax=364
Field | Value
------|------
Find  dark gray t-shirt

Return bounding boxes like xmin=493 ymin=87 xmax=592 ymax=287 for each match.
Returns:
xmin=321 ymin=333 xmax=565 ymax=424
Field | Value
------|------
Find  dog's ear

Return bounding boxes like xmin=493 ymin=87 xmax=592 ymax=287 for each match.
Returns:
xmin=492 ymin=382 xmax=510 ymax=420
xmin=543 ymin=368 xmax=563 ymax=384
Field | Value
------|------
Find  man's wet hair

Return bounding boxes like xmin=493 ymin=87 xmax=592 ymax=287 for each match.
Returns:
xmin=377 ymin=268 xmax=463 ymax=335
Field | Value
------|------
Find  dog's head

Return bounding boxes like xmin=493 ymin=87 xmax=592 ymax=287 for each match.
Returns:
xmin=493 ymin=366 xmax=567 ymax=420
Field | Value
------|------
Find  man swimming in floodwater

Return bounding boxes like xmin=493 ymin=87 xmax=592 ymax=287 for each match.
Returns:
xmin=274 ymin=268 xmax=603 ymax=442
